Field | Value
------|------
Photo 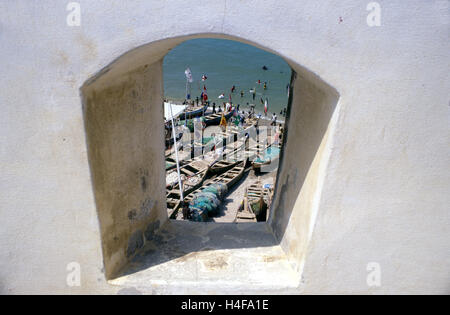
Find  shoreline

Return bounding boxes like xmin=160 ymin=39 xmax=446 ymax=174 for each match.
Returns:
xmin=165 ymin=99 xmax=286 ymax=124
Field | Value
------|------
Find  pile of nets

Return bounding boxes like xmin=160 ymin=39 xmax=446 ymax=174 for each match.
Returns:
xmin=189 ymin=183 xmax=228 ymax=222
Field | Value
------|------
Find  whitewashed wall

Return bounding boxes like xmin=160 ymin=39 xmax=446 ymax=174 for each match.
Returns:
xmin=0 ymin=0 xmax=448 ymax=294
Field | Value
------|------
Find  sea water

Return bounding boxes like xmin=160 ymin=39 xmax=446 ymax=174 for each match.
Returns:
xmin=163 ymin=38 xmax=291 ymax=116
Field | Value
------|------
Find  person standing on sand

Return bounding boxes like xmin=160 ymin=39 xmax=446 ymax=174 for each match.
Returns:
xmin=274 ymin=129 xmax=280 ymax=145
xmin=212 ymin=102 xmax=216 ymax=114
xmin=182 ymin=201 xmax=190 ymax=220
xmin=271 ymin=113 xmax=277 ymax=126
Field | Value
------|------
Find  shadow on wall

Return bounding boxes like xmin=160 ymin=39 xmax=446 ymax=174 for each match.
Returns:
xmin=80 ymin=33 xmax=339 ymax=280
xmin=269 ymin=69 xmax=339 ymax=272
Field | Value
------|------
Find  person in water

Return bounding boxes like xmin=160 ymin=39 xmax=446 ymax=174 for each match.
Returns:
xmin=262 ymin=65 xmax=268 ymax=70
xmin=240 ymin=90 xmax=244 ymax=97
xmin=231 ymin=85 xmax=236 ymax=93
xmin=263 ymin=82 xmax=267 ymax=90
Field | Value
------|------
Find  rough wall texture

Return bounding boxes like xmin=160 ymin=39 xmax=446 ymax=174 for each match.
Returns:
xmin=269 ymin=71 xmax=339 ymax=275
xmin=82 ymin=61 xmax=166 ymax=278
xmin=0 ymin=0 xmax=449 ymax=294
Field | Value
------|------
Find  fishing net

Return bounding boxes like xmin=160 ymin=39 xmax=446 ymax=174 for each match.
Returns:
xmin=188 ymin=183 xmax=228 ymax=219
xmin=189 ymin=207 xmax=208 ymax=222
xmin=201 ymin=183 xmax=228 ymax=200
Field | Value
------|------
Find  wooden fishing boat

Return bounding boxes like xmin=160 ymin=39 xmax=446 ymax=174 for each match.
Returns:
xmin=235 ymin=209 xmax=257 ymax=223
xmin=235 ymin=196 xmax=257 ymax=223
xmin=252 ymin=143 xmax=282 ymax=173
xmin=182 ymin=109 xmax=235 ymax=132
xmin=166 ymin=160 xmax=210 ymax=218
xmin=207 ymin=158 xmax=247 ymax=190
xmin=166 ymin=160 xmax=209 ymax=193
xmin=171 ymin=159 xmax=248 ymax=219
xmin=208 ymin=159 xmax=241 ymax=175
xmin=204 ymin=109 xmax=234 ymax=126
xmin=178 ymin=104 xmax=208 ymax=120
xmin=246 ymin=181 xmax=268 ymax=221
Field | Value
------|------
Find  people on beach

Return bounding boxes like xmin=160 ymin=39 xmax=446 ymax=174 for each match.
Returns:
xmin=271 ymin=113 xmax=277 ymax=126
xmin=274 ymin=130 xmax=280 ymax=145
xmin=212 ymin=102 xmax=216 ymax=114
xmin=182 ymin=201 xmax=191 ymax=220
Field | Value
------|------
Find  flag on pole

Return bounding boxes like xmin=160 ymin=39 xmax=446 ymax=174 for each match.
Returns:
xmin=185 ymin=68 xmax=193 ymax=83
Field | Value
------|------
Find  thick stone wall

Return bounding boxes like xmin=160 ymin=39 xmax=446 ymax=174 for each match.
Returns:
xmin=0 ymin=0 xmax=448 ymax=294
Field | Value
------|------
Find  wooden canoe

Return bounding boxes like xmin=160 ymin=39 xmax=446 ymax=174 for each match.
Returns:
xmin=252 ymin=143 xmax=281 ymax=173
xmin=175 ymin=159 xmax=248 ymax=218
xmin=178 ymin=104 xmax=208 ymax=120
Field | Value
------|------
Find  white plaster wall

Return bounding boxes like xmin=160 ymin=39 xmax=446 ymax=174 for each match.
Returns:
xmin=0 ymin=0 xmax=449 ymax=294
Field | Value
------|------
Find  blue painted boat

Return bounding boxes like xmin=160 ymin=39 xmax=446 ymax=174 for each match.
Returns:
xmin=178 ymin=104 xmax=208 ymax=120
